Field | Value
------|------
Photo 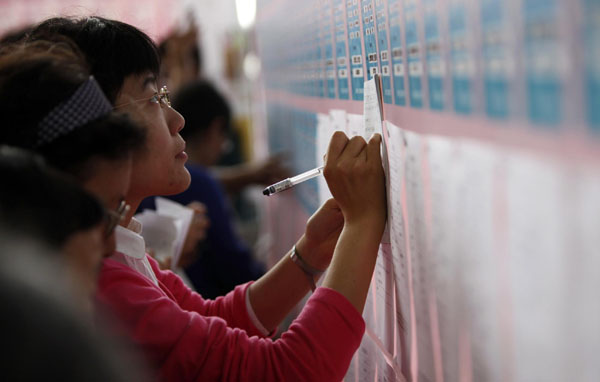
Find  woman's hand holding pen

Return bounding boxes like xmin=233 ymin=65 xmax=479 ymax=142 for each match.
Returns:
xmin=248 ymin=132 xmax=386 ymax=329
xmin=294 ymin=132 xmax=386 ymax=271
xmin=323 ymin=131 xmax=387 ymax=230
xmin=321 ymin=131 xmax=387 ymax=313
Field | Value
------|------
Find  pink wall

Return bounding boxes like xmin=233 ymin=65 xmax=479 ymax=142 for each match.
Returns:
xmin=0 ymin=0 xmax=180 ymax=41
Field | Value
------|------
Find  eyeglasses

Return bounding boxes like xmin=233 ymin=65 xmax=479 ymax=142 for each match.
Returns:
xmin=114 ymin=86 xmax=171 ymax=109
xmin=105 ymin=200 xmax=130 ymax=237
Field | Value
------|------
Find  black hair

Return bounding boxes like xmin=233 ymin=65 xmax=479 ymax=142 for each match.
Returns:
xmin=0 ymin=40 xmax=146 ymax=182
xmin=0 ymin=39 xmax=87 ymax=146
xmin=172 ymin=80 xmax=231 ymax=141
xmin=28 ymin=16 xmax=160 ymax=103
xmin=0 ymin=146 xmax=104 ymax=249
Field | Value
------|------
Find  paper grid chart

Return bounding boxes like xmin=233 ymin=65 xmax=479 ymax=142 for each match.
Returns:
xmin=256 ymin=0 xmax=600 ymax=380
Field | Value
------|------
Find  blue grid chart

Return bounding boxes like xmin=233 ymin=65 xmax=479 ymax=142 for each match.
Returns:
xmin=334 ymin=0 xmax=351 ymax=99
xmin=480 ymin=0 xmax=509 ymax=119
xmin=362 ymin=0 xmax=380 ymax=80
xmin=404 ymin=0 xmax=424 ymax=107
xmin=423 ymin=0 xmax=444 ymax=110
xmin=584 ymin=0 xmax=600 ymax=130
xmin=449 ymin=0 xmax=474 ymax=114
xmin=388 ymin=0 xmax=407 ymax=105
xmin=348 ymin=0 xmax=366 ymax=100
xmin=375 ymin=0 xmax=393 ymax=104
xmin=321 ymin=0 xmax=337 ymax=99
xmin=523 ymin=0 xmax=562 ymax=126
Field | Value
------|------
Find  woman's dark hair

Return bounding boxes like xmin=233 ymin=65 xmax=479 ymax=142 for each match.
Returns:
xmin=0 ymin=39 xmax=88 ymax=146
xmin=0 ymin=146 xmax=104 ymax=249
xmin=0 ymin=40 xmax=146 ymax=181
xmin=172 ymin=80 xmax=231 ymax=141
xmin=28 ymin=16 xmax=160 ymax=103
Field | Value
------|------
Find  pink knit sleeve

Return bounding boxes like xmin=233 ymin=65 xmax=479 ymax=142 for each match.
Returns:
xmin=97 ymin=259 xmax=365 ymax=382
xmin=147 ymin=255 xmax=266 ymax=337
xmin=174 ymin=287 xmax=366 ymax=381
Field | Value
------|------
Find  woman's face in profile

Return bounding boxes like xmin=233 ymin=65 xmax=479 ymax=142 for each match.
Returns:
xmin=115 ymin=72 xmax=191 ymax=199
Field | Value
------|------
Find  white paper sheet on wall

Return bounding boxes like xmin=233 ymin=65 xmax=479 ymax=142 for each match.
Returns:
xmin=345 ymin=78 xmax=397 ymax=381
xmin=345 ymin=119 xmax=600 ymax=382
xmin=364 ymin=75 xmax=390 ymax=244
xmin=364 ymin=243 xmax=397 ymax=357
xmin=566 ymin=168 xmax=600 ymax=381
xmin=330 ymin=109 xmax=348 ymax=132
xmin=384 ymin=121 xmax=415 ymax=380
xmin=346 ymin=113 xmax=364 ymax=138
xmin=423 ymin=137 xmax=507 ymax=382
xmin=344 ymin=354 xmax=358 ymax=382
xmin=363 ymin=75 xmax=384 ymax=139
xmin=316 ymin=113 xmax=334 ymax=205
xmin=357 ymin=332 xmax=378 ymax=381
xmin=378 ymin=356 xmax=404 ymax=382
xmin=402 ymin=130 xmax=438 ymax=382
xmin=505 ymin=152 xmax=569 ymax=382
xmin=452 ymin=140 xmax=502 ymax=382
xmin=347 ymin=120 xmax=414 ymax=382
xmin=426 ymin=135 xmax=464 ymax=382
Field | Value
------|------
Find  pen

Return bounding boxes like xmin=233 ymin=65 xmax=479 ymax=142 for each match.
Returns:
xmin=263 ymin=166 xmax=325 ymax=196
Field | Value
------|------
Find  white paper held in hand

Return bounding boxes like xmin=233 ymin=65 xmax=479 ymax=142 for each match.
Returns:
xmin=134 ymin=211 xmax=178 ymax=262
xmin=363 ymin=74 xmax=390 ymax=244
xmin=136 ymin=197 xmax=195 ymax=268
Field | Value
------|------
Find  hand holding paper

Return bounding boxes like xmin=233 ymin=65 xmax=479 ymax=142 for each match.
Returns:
xmin=136 ymin=197 xmax=206 ymax=270
xmin=180 ymin=202 xmax=210 ymax=268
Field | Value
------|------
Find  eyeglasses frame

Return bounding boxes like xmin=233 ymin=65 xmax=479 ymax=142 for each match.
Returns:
xmin=113 ymin=85 xmax=171 ymax=109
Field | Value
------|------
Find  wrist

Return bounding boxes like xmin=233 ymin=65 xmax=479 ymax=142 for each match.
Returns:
xmin=342 ymin=219 xmax=385 ymax=246
xmin=295 ymin=235 xmax=332 ymax=270
xmin=343 ymin=212 xmax=386 ymax=234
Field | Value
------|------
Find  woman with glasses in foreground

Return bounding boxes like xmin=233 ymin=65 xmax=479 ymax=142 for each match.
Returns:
xmin=28 ymin=16 xmax=387 ymax=381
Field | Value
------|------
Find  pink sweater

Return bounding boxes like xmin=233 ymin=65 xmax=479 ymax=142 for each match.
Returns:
xmin=96 ymin=255 xmax=365 ymax=381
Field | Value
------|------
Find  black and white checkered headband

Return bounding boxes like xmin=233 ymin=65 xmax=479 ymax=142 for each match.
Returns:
xmin=35 ymin=76 xmax=112 ymax=147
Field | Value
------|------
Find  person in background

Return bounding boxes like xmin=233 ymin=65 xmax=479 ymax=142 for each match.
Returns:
xmin=29 ymin=16 xmax=387 ymax=381
xmin=139 ymin=80 xmax=266 ymax=298
xmin=156 ymin=26 xmax=289 ymax=195
xmin=0 ymin=146 xmax=107 ymax=314
xmin=156 ymin=28 xmax=289 ymax=285
xmin=0 ymin=146 xmax=147 ymax=381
